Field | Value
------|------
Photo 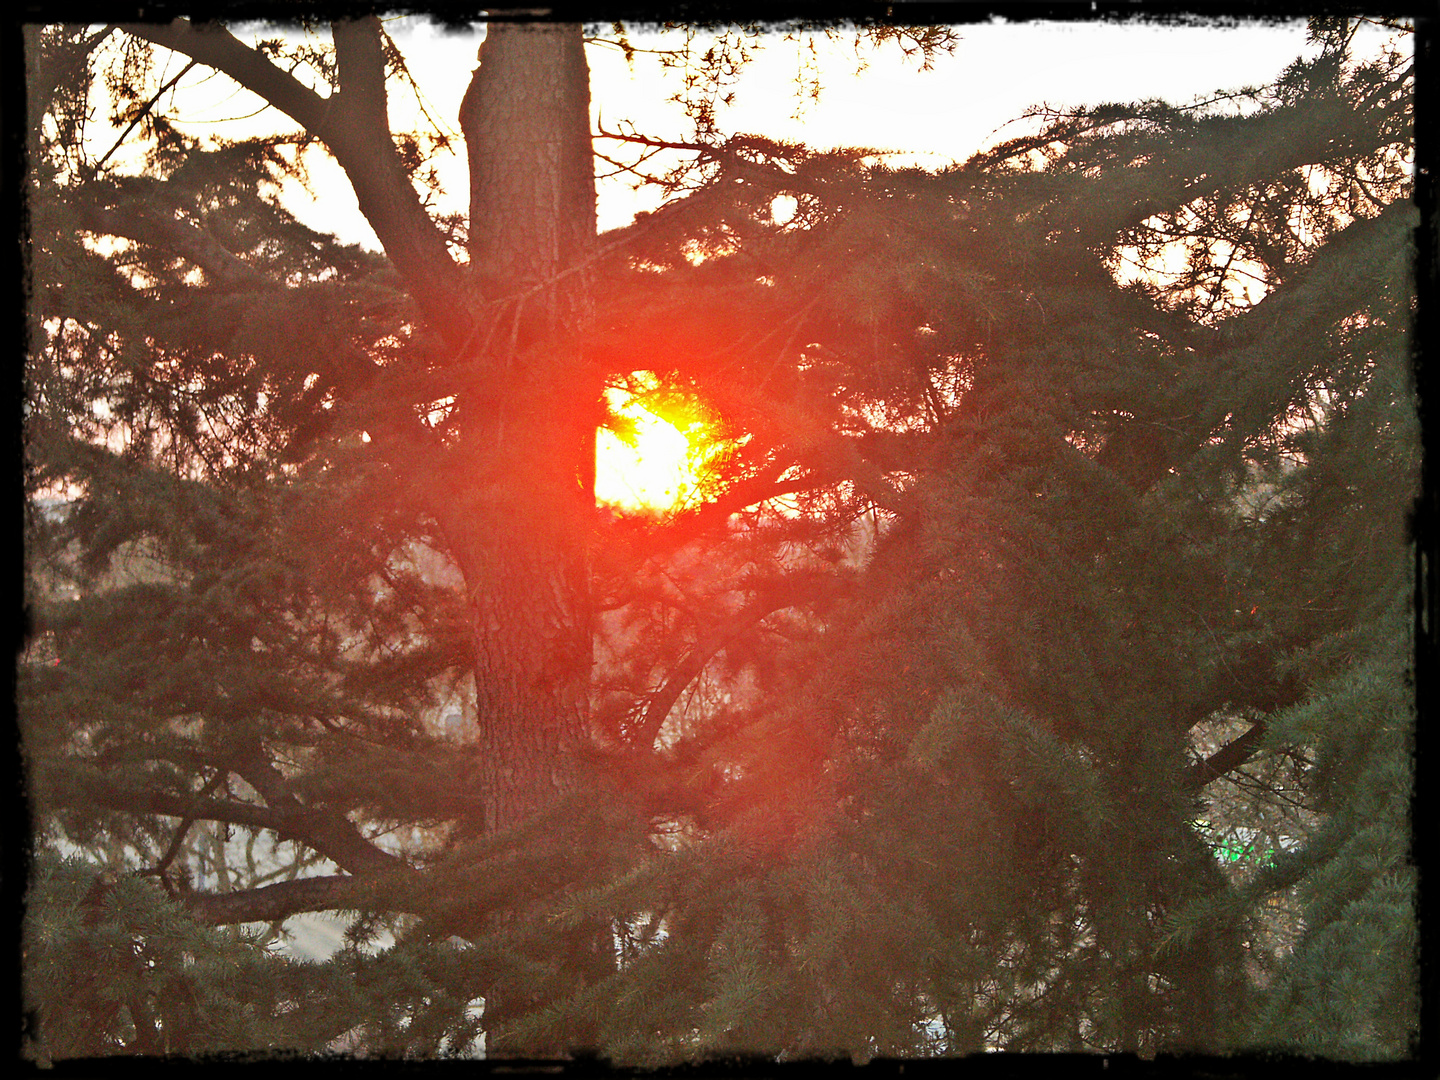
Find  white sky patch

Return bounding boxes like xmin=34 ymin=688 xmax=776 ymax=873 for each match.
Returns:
xmin=151 ymin=16 xmax=1356 ymax=248
xmin=93 ymin=18 xmax=1406 ymax=251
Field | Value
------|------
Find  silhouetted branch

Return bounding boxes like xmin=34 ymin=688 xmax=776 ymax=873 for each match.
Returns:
xmin=1185 ymin=722 xmax=1267 ymax=791
xmin=77 ymin=776 xmax=296 ymax=833
xmin=184 ymin=874 xmax=373 ymax=925
xmin=124 ymin=18 xmax=469 ymax=342
xmin=75 ymin=201 xmax=272 ymax=291
xmin=233 ymin=742 xmax=413 ymax=877
xmin=632 ymin=572 xmax=851 ymax=750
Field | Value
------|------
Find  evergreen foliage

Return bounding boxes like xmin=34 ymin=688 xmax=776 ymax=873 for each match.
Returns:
xmin=21 ymin=16 xmax=1419 ymax=1064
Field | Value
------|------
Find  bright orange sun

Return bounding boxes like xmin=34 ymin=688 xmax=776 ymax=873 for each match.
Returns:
xmin=595 ymin=380 xmax=712 ymax=513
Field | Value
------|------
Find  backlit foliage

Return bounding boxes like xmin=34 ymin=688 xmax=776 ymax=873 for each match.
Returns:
xmin=22 ymin=18 xmax=1418 ymax=1062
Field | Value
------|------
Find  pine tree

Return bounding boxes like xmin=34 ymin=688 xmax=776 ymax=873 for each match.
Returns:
xmin=22 ymin=16 xmax=1419 ymax=1063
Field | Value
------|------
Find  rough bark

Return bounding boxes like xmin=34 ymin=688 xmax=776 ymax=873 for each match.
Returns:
xmin=447 ymin=21 xmax=600 ymax=838
xmin=446 ymin=24 xmax=612 ymax=1056
xmin=461 ymin=22 xmax=596 ymax=331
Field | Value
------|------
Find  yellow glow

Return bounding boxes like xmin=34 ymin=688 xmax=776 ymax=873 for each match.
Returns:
xmin=595 ymin=389 xmax=706 ymax=512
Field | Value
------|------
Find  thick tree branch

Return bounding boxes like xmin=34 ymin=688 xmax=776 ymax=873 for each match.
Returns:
xmin=54 ymin=750 xmax=417 ymax=884
xmin=624 ymin=576 xmax=846 ymax=754
xmin=233 ymin=743 xmax=410 ymax=877
xmin=631 ymin=584 xmax=821 ymax=750
xmin=73 ymin=776 xmax=292 ymax=833
xmin=649 ymin=469 xmax=823 ymax=548
xmin=184 ymin=873 xmax=378 ymax=925
xmin=1184 ymin=722 xmax=1267 ymax=791
xmin=66 ymin=767 xmax=418 ymax=882
xmin=75 ymin=202 xmax=272 ymax=291
xmin=1178 ymin=634 xmax=1304 ymax=738
xmin=123 ymin=20 xmax=333 ymax=136
xmin=123 ymin=19 xmax=470 ymax=343
xmin=332 ymin=18 xmax=391 ymax=136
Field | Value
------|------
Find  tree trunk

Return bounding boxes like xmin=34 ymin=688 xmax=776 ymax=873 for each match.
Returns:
xmin=452 ymin=20 xmax=598 ymax=836
xmin=448 ymin=21 xmax=608 ymax=1056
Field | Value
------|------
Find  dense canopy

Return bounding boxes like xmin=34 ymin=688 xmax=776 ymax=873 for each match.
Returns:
xmin=21 ymin=15 xmax=1422 ymax=1064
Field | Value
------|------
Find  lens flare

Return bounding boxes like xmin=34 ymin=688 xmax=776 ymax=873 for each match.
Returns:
xmin=595 ymin=390 xmax=705 ymax=512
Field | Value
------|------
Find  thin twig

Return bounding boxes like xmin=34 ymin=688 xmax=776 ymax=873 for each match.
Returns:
xmin=93 ymin=59 xmax=199 ymax=174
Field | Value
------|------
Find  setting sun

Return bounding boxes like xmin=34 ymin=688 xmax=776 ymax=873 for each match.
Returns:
xmin=595 ymin=384 xmax=709 ymax=512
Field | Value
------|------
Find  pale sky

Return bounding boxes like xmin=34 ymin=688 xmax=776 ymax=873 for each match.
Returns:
xmin=118 ymin=16 xmax=1404 ymax=509
xmin=170 ymin=16 xmax=1387 ymax=247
